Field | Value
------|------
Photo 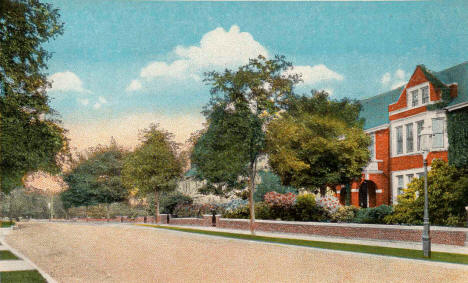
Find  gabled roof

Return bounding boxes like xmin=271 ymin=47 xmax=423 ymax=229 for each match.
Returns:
xmin=359 ymin=61 xmax=468 ymax=130
xmin=360 ymin=86 xmax=403 ymax=130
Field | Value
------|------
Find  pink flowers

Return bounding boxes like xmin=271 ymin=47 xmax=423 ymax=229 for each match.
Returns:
xmin=264 ymin=192 xmax=296 ymax=208
xmin=316 ymin=195 xmax=340 ymax=213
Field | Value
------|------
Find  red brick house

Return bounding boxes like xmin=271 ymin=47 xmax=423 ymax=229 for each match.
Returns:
xmin=336 ymin=62 xmax=468 ymax=207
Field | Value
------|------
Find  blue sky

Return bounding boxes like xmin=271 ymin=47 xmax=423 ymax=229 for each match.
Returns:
xmin=43 ymin=0 xmax=468 ymax=151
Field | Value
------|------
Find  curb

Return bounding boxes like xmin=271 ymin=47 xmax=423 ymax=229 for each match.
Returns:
xmin=1 ymin=230 xmax=57 ymax=283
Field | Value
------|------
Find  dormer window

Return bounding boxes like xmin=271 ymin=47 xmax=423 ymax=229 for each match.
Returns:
xmin=411 ymin=90 xmax=419 ymax=107
xmin=407 ymin=83 xmax=430 ymax=109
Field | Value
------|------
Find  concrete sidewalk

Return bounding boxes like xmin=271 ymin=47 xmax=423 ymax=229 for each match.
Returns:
xmin=150 ymin=223 xmax=468 ymax=255
xmin=0 ymin=227 xmax=57 ymax=282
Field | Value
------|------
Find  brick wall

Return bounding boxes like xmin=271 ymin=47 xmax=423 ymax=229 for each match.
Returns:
xmin=215 ymin=219 xmax=467 ymax=246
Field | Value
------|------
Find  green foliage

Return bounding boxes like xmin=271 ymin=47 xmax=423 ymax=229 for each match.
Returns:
xmin=267 ymin=91 xmax=370 ymax=190
xmin=294 ymin=194 xmax=329 ymax=222
xmin=173 ymin=203 xmax=215 ymax=218
xmin=62 ymin=142 xmax=128 ymax=209
xmin=385 ymin=160 xmax=468 ymax=226
xmin=122 ymin=124 xmax=182 ymax=196
xmin=191 ymin=104 xmax=264 ymax=195
xmin=331 ymin=206 xmax=360 ymax=223
xmin=353 ymin=205 xmax=393 ymax=224
xmin=0 ymin=0 xmax=67 ymax=193
xmin=1 ymin=188 xmax=66 ymax=219
xmin=447 ymin=108 xmax=468 ymax=168
xmin=254 ymin=171 xmax=297 ymax=202
xmin=147 ymin=191 xmax=193 ymax=214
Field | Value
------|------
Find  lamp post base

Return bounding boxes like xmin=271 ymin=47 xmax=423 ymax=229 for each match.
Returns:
xmin=422 ymin=235 xmax=431 ymax=257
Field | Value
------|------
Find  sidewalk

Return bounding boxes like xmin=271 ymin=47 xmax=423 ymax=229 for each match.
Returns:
xmin=0 ymin=227 xmax=57 ymax=282
xmin=152 ymin=223 xmax=468 ymax=255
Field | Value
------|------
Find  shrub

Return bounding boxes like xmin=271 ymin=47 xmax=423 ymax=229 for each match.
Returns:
xmin=222 ymin=199 xmax=248 ymax=212
xmin=264 ymin=192 xmax=296 ymax=207
xmin=254 ymin=171 xmax=297 ymax=202
xmin=354 ymin=205 xmax=393 ymax=224
xmin=222 ymin=204 xmax=250 ymax=219
xmin=385 ymin=160 xmax=468 ymax=226
xmin=315 ymin=194 xmax=341 ymax=213
xmin=294 ymin=194 xmax=329 ymax=221
xmin=158 ymin=192 xmax=193 ymax=214
xmin=331 ymin=205 xmax=359 ymax=223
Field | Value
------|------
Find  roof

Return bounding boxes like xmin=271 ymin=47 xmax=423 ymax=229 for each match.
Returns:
xmin=359 ymin=61 xmax=468 ymax=130
xmin=359 ymin=86 xmax=403 ymax=130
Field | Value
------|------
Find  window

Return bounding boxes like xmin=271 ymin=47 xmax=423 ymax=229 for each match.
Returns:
xmin=411 ymin=90 xmax=419 ymax=107
xmin=368 ymin=134 xmax=375 ymax=159
xmin=406 ymin=123 xmax=413 ymax=153
xmin=432 ymin=118 xmax=444 ymax=148
xmin=417 ymin=172 xmax=425 ymax=179
xmin=406 ymin=174 xmax=414 ymax=184
xmin=421 ymin=86 xmax=429 ymax=104
xmin=396 ymin=126 xmax=403 ymax=154
xmin=416 ymin=120 xmax=424 ymax=151
xmin=397 ymin=175 xmax=404 ymax=195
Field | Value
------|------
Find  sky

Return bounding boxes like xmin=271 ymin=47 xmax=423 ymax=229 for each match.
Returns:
xmin=43 ymin=0 xmax=468 ymax=152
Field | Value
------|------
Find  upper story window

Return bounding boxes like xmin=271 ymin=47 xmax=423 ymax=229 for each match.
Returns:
xmin=406 ymin=123 xmax=414 ymax=153
xmin=397 ymin=175 xmax=404 ymax=195
xmin=416 ymin=120 xmax=424 ymax=151
xmin=407 ymin=83 xmax=430 ymax=109
xmin=396 ymin=126 xmax=403 ymax=154
xmin=368 ymin=134 xmax=375 ymax=160
xmin=432 ymin=118 xmax=445 ymax=148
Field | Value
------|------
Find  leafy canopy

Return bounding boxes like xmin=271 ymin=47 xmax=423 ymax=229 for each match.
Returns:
xmin=267 ymin=91 xmax=370 ymax=190
xmin=385 ymin=160 xmax=468 ymax=226
xmin=122 ymin=124 xmax=182 ymax=196
xmin=61 ymin=142 xmax=128 ymax=209
xmin=1 ymin=0 xmax=67 ymax=192
xmin=191 ymin=55 xmax=301 ymax=196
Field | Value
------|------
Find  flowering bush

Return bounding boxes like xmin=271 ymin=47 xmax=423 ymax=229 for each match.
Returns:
xmin=264 ymin=192 xmax=296 ymax=208
xmin=331 ymin=206 xmax=359 ymax=223
xmin=173 ymin=203 xmax=219 ymax=218
xmin=315 ymin=194 xmax=341 ymax=213
xmin=221 ymin=199 xmax=248 ymax=213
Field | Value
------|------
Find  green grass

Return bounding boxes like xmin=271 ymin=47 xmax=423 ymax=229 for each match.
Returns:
xmin=0 ymin=221 xmax=15 ymax=228
xmin=0 ymin=270 xmax=46 ymax=283
xmin=139 ymin=224 xmax=468 ymax=265
xmin=0 ymin=251 xmax=19 ymax=260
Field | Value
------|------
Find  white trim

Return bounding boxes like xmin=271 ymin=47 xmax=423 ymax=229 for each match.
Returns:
xmin=365 ymin=124 xmax=389 ymax=133
xmin=446 ymin=101 xmax=468 ymax=112
xmin=376 ymin=189 xmax=383 ymax=193
xmin=351 ymin=189 xmax=359 ymax=193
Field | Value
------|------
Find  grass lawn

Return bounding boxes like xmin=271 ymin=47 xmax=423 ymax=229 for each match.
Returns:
xmin=0 ymin=251 xmax=19 ymax=260
xmin=139 ymin=224 xmax=468 ymax=265
xmin=0 ymin=270 xmax=46 ymax=283
xmin=0 ymin=221 xmax=15 ymax=228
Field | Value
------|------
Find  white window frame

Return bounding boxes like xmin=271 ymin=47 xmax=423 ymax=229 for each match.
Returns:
xmin=406 ymin=82 xmax=431 ymax=110
xmin=392 ymin=167 xmax=429 ymax=204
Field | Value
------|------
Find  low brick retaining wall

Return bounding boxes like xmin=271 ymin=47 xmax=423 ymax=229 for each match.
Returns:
xmin=217 ymin=219 xmax=467 ymax=246
xmin=58 ymin=215 xmax=467 ymax=246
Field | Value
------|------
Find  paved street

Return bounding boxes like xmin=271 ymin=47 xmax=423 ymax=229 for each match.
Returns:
xmin=4 ymin=222 xmax=467 ymax=283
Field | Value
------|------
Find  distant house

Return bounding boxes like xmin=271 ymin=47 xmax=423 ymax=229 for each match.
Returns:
xmin=336 ymin=62 xmax=468 ymax=207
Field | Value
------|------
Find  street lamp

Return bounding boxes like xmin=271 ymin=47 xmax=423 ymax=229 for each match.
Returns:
xmin=419 ymin=126 xmax=432 ymax=257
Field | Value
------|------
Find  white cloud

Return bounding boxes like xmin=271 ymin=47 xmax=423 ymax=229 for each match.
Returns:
xmin=93 ymin=103 xmax=102 ymax=109
xmin=323 ymin=88 xmax=334 ymax=95
xmin=381 ymin=72 xmax=391 ymax=84
xmin=128 ymin=25 xmax=269 ymax=89
xmin=48 ymin=71 xmax=89 ymax=93
xmin=77 ymin=98 xmax=89 ymax=106
xmin=286 ymin=65 xmax=344 ymax=86
xmin=98 ymin=96 xmax=107 ymax=104
xmin=65 ymin=112 xmax=205 ymax=152
xmin=381 ymin=69 xmax=408 ymax=89
xmin=126 ymin=79 xmax=142 ymax=92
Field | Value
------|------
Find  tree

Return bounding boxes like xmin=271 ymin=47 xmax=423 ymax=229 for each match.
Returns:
xmin=61 ymin=141 xmax=128 ymax=219
xmin=122 ymin=124 xmax=182 ymax=222
xmin=192 ymin=55 xmax=300 ymax=234
xmin=1 ymin=0 xmax=68 ymax=193
xmin=385 ymin=160 xmax=468 ymax=226
xmin=254 ymin=171 xmax=297 ymax=202
xmin=266 ymin=91 xmax=370 ymax=194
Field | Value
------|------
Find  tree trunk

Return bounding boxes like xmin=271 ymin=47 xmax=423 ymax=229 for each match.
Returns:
xmin=85 ymin=205 xmax=88 ymax=222
xmin=50 ymin=194 xmax=54 ymax=221
xmin=154 ymin=190 xmax=160 ymax=224
xmin=248 ymin=158 xmax=258 ymax=235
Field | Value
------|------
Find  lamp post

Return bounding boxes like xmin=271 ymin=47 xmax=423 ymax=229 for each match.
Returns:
xmin=419 ymin=126 xmax=432 ymax=257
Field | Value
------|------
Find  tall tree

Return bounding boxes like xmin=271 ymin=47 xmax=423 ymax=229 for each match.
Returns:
xmin=267 ymin=91 xmax=370 ymax=194
xmin=61 ymin=142 xmax=128 ymax=219
xmin=122 ymin=124 xmax=182 ymax=222
xmin=0 ymin=0 xmax=67 ymax=192
xmin=192 ymin=55 xmax=300 ymax=234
